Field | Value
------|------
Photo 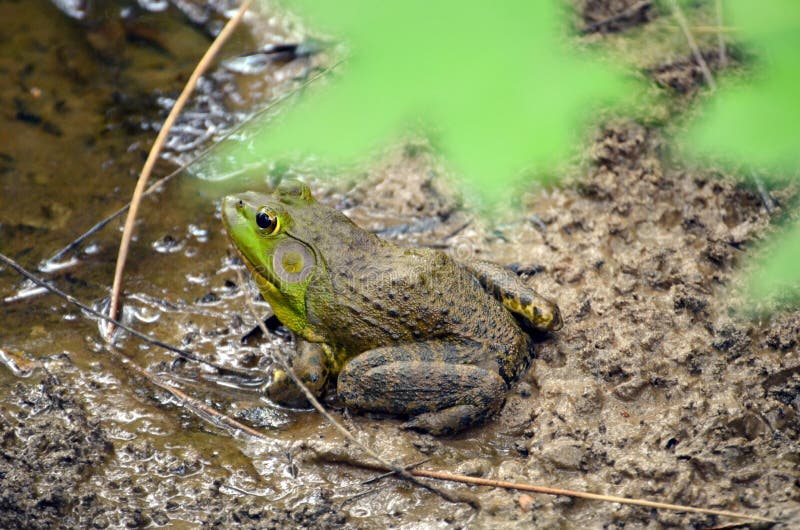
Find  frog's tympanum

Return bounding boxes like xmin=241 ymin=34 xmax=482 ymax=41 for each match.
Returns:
xmin=223 ymin=181 xmax=562 ymax=435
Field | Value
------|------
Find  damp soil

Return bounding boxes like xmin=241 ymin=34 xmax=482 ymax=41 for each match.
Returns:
xmin=1 ymin=1 xmax=799 ymax=529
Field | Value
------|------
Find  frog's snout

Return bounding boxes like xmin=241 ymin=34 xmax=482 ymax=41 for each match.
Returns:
xmin=222 ymin=195 xmax=249 ymax=229
xmin=223 ymin=195 xmax=243 ymax=207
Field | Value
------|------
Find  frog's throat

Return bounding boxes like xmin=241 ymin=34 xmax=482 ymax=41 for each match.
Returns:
xmin=234 ymin=246 xmax=313 ymax=336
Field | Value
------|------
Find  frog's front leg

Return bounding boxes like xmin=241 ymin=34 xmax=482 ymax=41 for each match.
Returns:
xmin=460 ymin=260 xmax=562 ymax=332
xmin=337 ymin=342 xmax=507 ymax=435
xmin=265 ymin=339 xmax=330 ymax=408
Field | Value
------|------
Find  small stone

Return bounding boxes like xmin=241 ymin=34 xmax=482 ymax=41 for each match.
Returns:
xmin=197 ymin=292 xmax=219 ymax=304
xmin=613 ymin=376 xmax=647 ymax=401
xmin=151 ymin=511 xmax=169 ymax=526
xmin=456 ymin=458 xmax=490 ymax=477
xmin=540 ymin=438 xmax=584 ymax=471
xmin=518 ymin=494 xmax=535 ymax=512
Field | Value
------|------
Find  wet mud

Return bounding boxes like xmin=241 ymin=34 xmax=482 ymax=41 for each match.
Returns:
xmin=578 ymin=0 xmax=655 ymax=35
xmin=1 ymin=1 xmax=798 ymax=529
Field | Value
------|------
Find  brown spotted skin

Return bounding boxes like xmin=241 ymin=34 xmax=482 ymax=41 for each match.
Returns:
xmin=223 ymin=182 xmax=561 ymax=435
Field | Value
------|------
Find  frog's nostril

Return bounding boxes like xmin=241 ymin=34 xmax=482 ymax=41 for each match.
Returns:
xmin=237 ymin=199 xmax=244 ymax=209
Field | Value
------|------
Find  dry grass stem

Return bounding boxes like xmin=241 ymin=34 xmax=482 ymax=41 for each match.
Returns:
xmin=409 ymin=469 xmax=776 ymax=523
xmin=715 ymin=0 xmax=728 ymax=67
xmin=669 ymin=0 xmax=717 ymax=90
xmin=323 ymin=456 xmax=775 ymax=523
xmin=108 ymin=0 xmax=255 ymax=331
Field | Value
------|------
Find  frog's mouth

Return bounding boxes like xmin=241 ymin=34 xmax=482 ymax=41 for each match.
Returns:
xmin=235 ymin=242 xmax=281 ymax=294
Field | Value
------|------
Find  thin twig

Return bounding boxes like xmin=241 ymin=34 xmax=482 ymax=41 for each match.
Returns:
xmin=340 ymin=458 xmax=432 ymax=506
xmin=361 ymin=458 xmax=430 ymax=486
xmin=715 ymin=0 xmax=727 ymax=68
xmin=752 ymin=172 xmax=776 ymax=213
xmin=325 ymin=457 xmax=776 ymax=524
xmin=237 ymin=270 xmax=472 ymax=507
xmin=668 ymin=0 xmax=717 ymax=91
xmin=0 ymin=252 xmax=254 ymax=378
xmin=108 ymin=0 xmax=255 ymax=331
xmin=409 ymin=469 xmax=775 ymax=523
xmin=339 ymin=487 xmax=381 ymax=506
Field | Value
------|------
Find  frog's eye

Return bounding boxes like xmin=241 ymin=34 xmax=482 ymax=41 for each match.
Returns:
xmin=255 ymin=208 xmax=278 ymax=234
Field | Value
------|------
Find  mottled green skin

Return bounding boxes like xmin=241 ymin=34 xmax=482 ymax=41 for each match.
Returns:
xmin=223 ymin=181 xmax=561 ymax=435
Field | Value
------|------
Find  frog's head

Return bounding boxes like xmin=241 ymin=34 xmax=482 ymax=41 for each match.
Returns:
xmin=222 ymin=180 xmax=328 ymax=334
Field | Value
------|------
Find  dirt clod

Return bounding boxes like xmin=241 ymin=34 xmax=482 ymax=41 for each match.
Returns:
xmin=579 ymin=0 xmax=654 ymax=34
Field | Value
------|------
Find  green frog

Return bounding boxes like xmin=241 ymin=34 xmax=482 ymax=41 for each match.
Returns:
xmin=222 ymin=181 xmax=561 ymax=435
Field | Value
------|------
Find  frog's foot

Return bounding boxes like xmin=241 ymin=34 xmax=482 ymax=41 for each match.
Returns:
xmin=337 ymin=343 xmax=507 ymax=435
xmin=265 ymin=340 xmax=329 ymax=408
xmin=403 ymin=404 xmax=498 ymax=436
xmin=460 ymin=260 xmax=562 ymax=332
xmin=265 ymin=368 xmax=308 ymax=408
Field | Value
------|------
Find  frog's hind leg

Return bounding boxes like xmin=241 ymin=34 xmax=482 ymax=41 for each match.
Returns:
xmin=337 ymin=342 xmax=507 ymax=435
xmin=460 ymin=260 xmax=562 ymax=332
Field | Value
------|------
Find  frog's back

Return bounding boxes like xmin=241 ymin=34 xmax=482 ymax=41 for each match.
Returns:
xmin=307 ymin=243 xmax=532 ymax=383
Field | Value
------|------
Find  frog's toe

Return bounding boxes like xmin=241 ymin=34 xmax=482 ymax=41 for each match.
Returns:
xmin=264 ymin=369 xmax=309 ymax=408
xmin=404 ymin=404 xmax=496 ymax=436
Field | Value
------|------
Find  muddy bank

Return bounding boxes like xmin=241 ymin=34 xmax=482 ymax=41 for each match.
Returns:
xmin=4 ymin=124 xmax=797 ymax=527
xmin=0 ymin=376 xmax=347 ymax=529
xmin=0 ymin=376 xmax=111 ymax=529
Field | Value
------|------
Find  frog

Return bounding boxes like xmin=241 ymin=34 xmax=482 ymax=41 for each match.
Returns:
xmin=222 ymin=180 xmax=562 ymax=435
